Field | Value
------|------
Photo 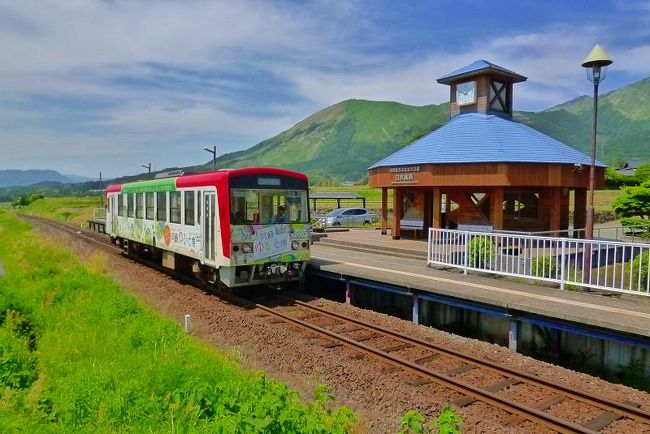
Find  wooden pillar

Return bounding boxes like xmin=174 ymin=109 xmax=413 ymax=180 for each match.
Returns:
xmin=549 ymin=188 xmax=562 ymax=234
xmin=431 ymin=187 xmax=442 ymax=229
xmin=574 ymin=188 xmax=587 ymax=238
xmin=489 ymin=187 xmax=504 ymax=230
xmin=560 ymin=188 xmax=570 ymax=234
xmin=381 ymin=187 xmax=388 ymax=235
xmin=392 ymin=188 xmax=402 ymax=239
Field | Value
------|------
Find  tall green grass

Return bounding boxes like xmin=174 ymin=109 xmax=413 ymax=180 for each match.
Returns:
xmin=0 ymin=211 xmax=356 ymax=433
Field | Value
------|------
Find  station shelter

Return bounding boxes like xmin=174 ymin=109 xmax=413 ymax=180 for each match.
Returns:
xmin=368 ymin=60 xmax=606 ymax=239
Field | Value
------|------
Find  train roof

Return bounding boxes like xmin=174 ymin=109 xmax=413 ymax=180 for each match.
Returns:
xmin=106 ymin=167 xmax=308 ymax=193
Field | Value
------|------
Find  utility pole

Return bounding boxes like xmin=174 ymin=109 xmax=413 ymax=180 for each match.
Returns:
xmin=142 ymin=163 xmax=152 ymax=178
xmin=99 ymin=171 xmax=104 ymax=209
xmin=204 ymin=146 xmax=217 ymax=171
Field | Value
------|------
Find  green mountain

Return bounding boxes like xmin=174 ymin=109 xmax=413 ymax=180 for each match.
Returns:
xmin=202 ymin=77 xmax=650 ymax=183
xmin=206 ymin=99 xmax=449 ymax=183
xmin=515 ymin=77 xmax=650 ymax=164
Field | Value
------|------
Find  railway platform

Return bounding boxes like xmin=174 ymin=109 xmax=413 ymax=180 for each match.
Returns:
xmin=308 ymin=229 xmax=650 ymax=378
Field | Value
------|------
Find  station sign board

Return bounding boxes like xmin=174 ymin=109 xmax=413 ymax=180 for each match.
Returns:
xmin=389 ymin=166 xmax=420 ymax=184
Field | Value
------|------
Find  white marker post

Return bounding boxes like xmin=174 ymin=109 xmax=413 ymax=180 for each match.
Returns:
xmin=184 ymin=314 xmax=192 ymax=333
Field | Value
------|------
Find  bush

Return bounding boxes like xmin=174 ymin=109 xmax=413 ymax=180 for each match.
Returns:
xmin=530 ymin=256 xmax=558 ymax=279
xmin=467 ymin=236 xmax=495 ymax=268
xmin=595 ymin=210 xmax=618 ymax=223
xmin=630 ymin=251 xmax=649 ymax=291
xmin=621 ymin=217 xmax=650 ymax=233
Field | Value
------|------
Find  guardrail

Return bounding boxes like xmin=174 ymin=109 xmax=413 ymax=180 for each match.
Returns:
xmin=427 ymin=228 xmax=650 ymax=296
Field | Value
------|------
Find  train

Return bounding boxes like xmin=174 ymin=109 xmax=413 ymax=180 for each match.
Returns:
xmin=106 ymin=168 xmax=311 ymax=288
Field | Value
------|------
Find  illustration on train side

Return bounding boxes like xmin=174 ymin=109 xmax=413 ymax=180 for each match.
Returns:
xmin=106 ymin=168 xmax=311 ymax=287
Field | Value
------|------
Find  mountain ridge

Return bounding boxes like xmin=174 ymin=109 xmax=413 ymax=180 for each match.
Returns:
xmin=0 ymin=169 xmax=93 ymax=189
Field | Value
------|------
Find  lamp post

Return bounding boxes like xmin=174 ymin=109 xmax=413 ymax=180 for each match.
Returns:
xmin=141 ymin=163 xmax=152 ymax=179
xmin=204 ymin=146 xmax=217 ymax=171
xmin=581 ymin=44 xmax=612 ymax=240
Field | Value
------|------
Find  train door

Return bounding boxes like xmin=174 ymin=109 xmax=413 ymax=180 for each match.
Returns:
xmin=203 ymin=191 xmax=217 ymax=263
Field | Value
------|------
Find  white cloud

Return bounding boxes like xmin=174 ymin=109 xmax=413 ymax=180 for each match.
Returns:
xmin=1 ymin=1 xmax=650 ymax=177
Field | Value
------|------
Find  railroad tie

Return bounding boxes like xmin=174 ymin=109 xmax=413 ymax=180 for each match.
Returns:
xmin=355 ymin=332 xmax=381 ymax=342
xmin=381 ymin=343 xmax=412 ymax=353
xmin=445 ymin=364 xmax=475 ymax=377
xmin=408 ymin=377 xmax=433 ymax=386
xmin=582 ymin=400 xmax=640 ymax=432
xmin=451 ymin=377 xmax=521 ymax=408
xmin=503 ymin=396 xmax=565 ymax=426
xmin=414 ymin=354 xmax=440 ymax=365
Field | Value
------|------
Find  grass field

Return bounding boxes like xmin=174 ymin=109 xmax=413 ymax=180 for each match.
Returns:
xmin=19 ymin=196 xmax=103 ymax=224
xmin=0 ymin=211 xmax=356 ymax=433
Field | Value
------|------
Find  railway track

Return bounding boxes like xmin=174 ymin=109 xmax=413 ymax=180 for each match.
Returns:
xmin=25 ymin=215 xmax=650 ymax=433
xmin=253 ymin=294 xmax=650 ymax=433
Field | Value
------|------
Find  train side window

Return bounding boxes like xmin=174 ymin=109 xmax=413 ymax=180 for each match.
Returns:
xmin=145 ymin=192 xmax=154 ymax=220
xmin=157 ymin=192 xmax=167 ymax=222
xmin=118 ymin=194 xmax=124 ymax=216
xmin=127 ymin=193 xmax=134 ymax=217
xmin=136 ymin=193 xmax=144 ymax=219
xmin=184 ymin=191 xmax=195 ymax=226
xmin=170 ymin=191 xmax=181 ymax=224
xmin=197 ymin=191 xmax=202 ymax=223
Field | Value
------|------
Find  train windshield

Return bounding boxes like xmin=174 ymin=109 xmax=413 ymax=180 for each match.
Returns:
xmin=230 ymin=188 xmax=309 ymax=224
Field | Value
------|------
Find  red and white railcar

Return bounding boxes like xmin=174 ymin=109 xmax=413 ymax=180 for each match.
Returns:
xmin=106 ymin=168 xmax=310 ymax=287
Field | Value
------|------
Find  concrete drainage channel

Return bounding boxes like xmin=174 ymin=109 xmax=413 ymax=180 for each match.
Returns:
xmin=304 ymin=266 xmax=650 ymax=390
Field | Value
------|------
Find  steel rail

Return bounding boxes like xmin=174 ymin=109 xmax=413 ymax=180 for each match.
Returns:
xmin=292 ymin=299 xmax=650 ymax=425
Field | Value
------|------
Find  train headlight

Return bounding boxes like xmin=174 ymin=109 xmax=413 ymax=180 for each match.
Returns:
xmin=242 ymin=243 xmax=253 ymax=253
xmin=291 ymin=240 xmax=300 ymax=250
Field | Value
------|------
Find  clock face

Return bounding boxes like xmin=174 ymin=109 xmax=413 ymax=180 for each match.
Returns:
xmin=456 ymin=81 xmax=476 ymax=106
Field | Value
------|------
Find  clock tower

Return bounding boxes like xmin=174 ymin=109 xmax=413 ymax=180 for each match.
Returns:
xmin=437 ymin=60 xmax=527 ymax=118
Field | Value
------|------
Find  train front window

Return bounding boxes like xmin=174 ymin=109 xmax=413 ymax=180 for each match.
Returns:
xmin=230 ymin=189 xmax=308 ymax=224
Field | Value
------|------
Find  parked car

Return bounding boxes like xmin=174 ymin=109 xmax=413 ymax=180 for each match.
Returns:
xmin=319 ymin=208 xmax=377 ymax=227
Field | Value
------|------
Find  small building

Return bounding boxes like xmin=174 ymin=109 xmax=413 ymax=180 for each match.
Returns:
xmin=368 ymin=60 xmax=605 ymax=238
xmin=616 ymin=160 xmax=647 ymax=177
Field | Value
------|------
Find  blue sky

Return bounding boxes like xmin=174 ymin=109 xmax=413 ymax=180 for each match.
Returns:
xmin=1 ymin=0 xmax=649 ymax=178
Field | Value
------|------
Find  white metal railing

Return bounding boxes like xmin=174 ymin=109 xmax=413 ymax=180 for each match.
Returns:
xmin=427 ymin=228 xmax=650 ymax=296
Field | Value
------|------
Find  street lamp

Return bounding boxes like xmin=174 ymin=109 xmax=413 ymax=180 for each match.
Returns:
xmin=141 ymin=163 xmax=152 ymax=179
xmin=581 ymin=44 xmax=612 ymax=240
xmin=204 ymin=146 xmax=217 ymax=171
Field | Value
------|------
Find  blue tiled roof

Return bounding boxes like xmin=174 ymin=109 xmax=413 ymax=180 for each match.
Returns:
xmin=437 ymin=60 xmax=526 ymax=84
xmin=368 ymin=113 xmax=606 ymax=169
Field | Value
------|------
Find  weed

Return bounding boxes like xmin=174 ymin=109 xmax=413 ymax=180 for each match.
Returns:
xmin=399 ymin=406 xmax=463 ymax=434
xmin=618 ymin=360 xmax=649 ymax=391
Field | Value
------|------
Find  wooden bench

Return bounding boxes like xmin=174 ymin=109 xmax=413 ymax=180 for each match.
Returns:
xmin=400 ymin=219 xmax=424 ymax=238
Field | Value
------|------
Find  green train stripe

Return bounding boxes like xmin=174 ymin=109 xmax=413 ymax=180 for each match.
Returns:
xmin=121 ymin=178 xmax=177 ymax=193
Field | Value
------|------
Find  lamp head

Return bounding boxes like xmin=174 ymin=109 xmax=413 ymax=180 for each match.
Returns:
xmin=581 ymin=44 xmax=613 ymax=68
xmin=582 ymin=44 xmax=612 ymax=84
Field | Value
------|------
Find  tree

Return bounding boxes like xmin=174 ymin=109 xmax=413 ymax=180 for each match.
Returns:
xmin=613 ymin=181 xmax=650 ymax=233
xmin=613 ymin=181 xmax=650 ymax=218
